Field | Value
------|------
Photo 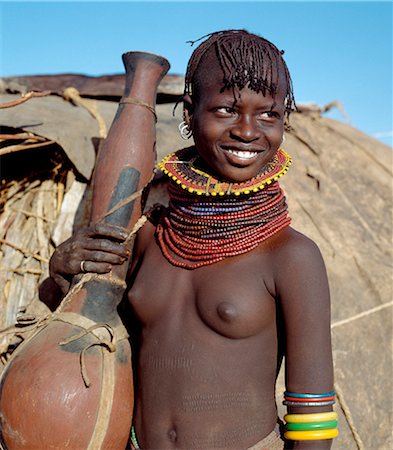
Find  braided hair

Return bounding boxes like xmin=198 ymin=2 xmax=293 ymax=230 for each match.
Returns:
xmin=184 ymin=29 xmax=295 ymax=116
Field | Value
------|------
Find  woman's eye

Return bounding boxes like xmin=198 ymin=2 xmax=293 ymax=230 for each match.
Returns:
xmin=215 ymin=107 xmax=235 ymax=115
xmin=259 ymin=111 xmax=279 ymax=120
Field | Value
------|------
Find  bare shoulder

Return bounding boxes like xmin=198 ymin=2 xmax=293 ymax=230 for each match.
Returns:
xmin=269 ymin=226 xmax=325 ymax=268
xmin=270 ymin=227 xmax=329 ymax=307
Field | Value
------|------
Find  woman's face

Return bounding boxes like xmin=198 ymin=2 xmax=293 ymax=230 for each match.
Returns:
xmin=185 ymin=77 xmax=286 ymax=183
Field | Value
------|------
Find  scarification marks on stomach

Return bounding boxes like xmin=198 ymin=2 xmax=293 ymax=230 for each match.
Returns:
xmin=182 ymin=391 xmax=252 ymax=412
xmin=145 ymin=355 xmax=193 ymax=370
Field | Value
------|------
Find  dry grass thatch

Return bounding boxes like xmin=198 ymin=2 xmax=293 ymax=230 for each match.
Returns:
xmin=0 ymin=133 xmax=73 ymax=355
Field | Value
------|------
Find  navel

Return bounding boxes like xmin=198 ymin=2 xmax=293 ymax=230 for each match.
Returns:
xmin=168 ymin=427 xmax=177 ymax=443
xmin=217 ymin=302 xmax=238 ymax=322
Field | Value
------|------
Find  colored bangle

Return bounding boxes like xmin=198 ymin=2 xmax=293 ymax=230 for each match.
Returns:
xmin=284 ymin=429 xmax=339 ymax=440
xmin=284 ymin=399 xmax=335 ymax=407
xmin=286 ymin=420 xmax=338 ymax=431
xmin=284 ymin=400 xmax=335 ymax=407
xmin=284 ymin=412 xmax=338 ymax=423
xmin=284 ymin=395 xmax=336 ymax=402
xmin=284 ymin=391 xmax=335 ymax=399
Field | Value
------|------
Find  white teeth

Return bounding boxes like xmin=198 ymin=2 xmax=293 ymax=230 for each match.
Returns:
xmin=227 ymin=149 xmax=258 ymax=159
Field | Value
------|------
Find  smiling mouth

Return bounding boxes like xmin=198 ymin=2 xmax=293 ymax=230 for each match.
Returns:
xmin=225 ymin=149 xmax=259 ymax=160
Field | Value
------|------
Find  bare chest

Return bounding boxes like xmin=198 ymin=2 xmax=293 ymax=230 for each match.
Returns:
xmin=128 ymin=241 xmax=277 ymax=339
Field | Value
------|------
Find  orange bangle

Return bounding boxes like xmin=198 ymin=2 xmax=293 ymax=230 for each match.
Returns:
xmin=284 ymin=428 xmax=338 ymax=440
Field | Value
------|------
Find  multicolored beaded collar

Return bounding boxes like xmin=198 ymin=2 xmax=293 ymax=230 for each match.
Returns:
xmin=156 ymin=181 xmax=291 ymax=269
xmin=157 ymin=146 xmax=292 ymax=197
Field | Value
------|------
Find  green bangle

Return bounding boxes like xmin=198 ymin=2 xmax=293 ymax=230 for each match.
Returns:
xmin=286 ymin=420 xmax=338 ymax=431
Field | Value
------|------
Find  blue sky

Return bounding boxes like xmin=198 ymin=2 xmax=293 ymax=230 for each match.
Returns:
xmin=1 ymin=1 xmax=392 ymax=146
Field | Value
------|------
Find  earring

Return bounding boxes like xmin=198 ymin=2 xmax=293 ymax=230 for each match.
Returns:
xmin=178 ymin=121 xmax=192 ymax=140
xmin=280 ymin=134 xmax=286 ymax=147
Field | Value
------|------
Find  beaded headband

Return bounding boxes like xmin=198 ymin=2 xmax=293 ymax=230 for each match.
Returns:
xmin=157 ymin=146 xmax=292 ymax=196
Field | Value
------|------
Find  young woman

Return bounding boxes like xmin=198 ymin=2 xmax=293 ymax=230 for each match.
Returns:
xmin=48 ymin=30 xmax=336 ymax=449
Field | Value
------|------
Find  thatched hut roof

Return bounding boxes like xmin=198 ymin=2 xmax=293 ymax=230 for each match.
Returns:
xmin=1 ymin=74 xmax=392 ymax=449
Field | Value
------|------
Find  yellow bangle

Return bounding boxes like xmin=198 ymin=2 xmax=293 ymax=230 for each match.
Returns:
xmin=284 ymin=429 xmax=339 ymax=440
xmin=284 ymin=412 xmax=338 ymax=423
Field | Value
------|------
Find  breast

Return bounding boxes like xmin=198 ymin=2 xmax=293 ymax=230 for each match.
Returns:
xmin=193 ymin=257 xmax=277 ymax=339
xmin=127 ymin=241 xmax=195 ymax=325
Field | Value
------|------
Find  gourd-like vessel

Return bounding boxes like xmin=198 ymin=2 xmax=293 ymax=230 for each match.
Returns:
xmin=0 ymin=51 xmax=170 ymax=449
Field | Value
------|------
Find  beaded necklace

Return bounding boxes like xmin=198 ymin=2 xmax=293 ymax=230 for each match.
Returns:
xmin=156 ymin=148 xmax=291 ymax=269
xmin=158 ymin=146 xmax=291 ymax=196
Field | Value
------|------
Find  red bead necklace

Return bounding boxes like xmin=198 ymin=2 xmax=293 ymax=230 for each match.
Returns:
xmin=156 ymin=181 xmax=291 ymax=269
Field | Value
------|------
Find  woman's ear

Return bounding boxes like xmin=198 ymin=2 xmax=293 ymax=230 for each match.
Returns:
xmin=182 ymin=94 xmax=194 ymax=127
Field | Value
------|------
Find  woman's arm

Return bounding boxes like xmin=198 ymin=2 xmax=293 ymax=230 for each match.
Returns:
xmin=274 ymin=230 xmax=335 ymax=449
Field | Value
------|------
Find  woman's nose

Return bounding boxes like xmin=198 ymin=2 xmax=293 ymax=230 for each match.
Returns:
xmin=230 ymin=115 xmax=260 ymax=142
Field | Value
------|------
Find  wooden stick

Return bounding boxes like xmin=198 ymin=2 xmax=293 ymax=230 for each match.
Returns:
xmin=9 ymin=208 xmax=54 ymax=223
xmin=0 ymin=267 xmax=43 ymax=275
xmin=0 ymin=133 xmax=46 ymax=142
xmin=0 ymin=140 xmax=56 ymax=156
xmin=0 ymin=238 xmax=49 ymax=263
xmin=0 ymin=91 xmax=51 ymax=109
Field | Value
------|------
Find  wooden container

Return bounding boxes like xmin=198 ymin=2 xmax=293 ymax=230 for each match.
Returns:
xmin=0 ymin=51 xmax=170 ymax=449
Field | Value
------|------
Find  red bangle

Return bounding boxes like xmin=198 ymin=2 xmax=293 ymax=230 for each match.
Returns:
xmin=284 ymin=395 xmax=336 ymax=402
